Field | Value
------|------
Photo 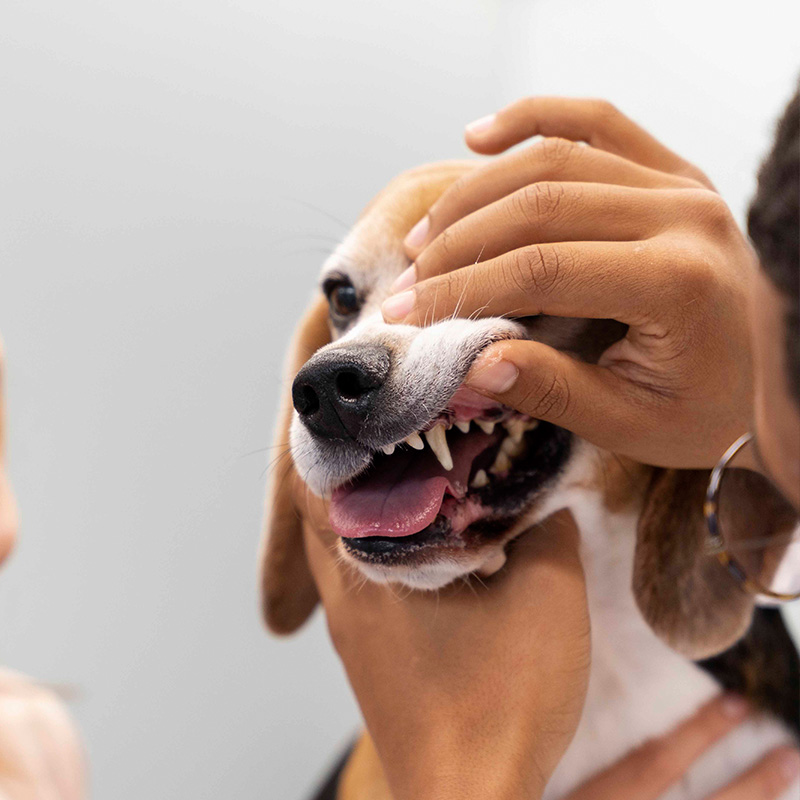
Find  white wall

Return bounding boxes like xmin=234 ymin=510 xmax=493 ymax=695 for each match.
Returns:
xmin=0 ymin=2 xmax=797 ymax=799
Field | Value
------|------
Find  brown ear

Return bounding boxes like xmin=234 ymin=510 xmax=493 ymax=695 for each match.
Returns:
xmin=633 ymin=468 xmax=793 ymax=660
xmin=259 ymin=296 xmax=331 ymax=635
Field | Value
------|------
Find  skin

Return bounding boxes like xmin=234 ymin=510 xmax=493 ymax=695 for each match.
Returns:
xmin=382 ymin=97 xmax=758 ymax=470
xmin=304 ymin=509 xmax=591 ymax=800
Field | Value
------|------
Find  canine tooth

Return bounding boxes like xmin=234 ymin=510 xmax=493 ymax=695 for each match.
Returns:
xmin=477 ymin=420 xmax=495 ymax=435
xmin=405 ymin=432 xmax=425 ymax=450
xmin=425 ymin=424 xmax=453 ymax=471
xmin=470 ymin=469 xmax=489 ymax=488
xmin=490 ymin=451 xmax=512 ymax=475
xmin=455 ymin=420 xmax=471 ymax=434
xmin=382 ymin=443 xmax=396 ymax=455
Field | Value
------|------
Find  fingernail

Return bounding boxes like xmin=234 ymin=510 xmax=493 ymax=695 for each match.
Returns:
xmin=390 ymin=265 xmax=417 ymax=294
xmin=382 ymin=290 xmax=415 ymax=321
xmin=779 ymin=749 xmax=800 ymax=781
xmin=466 ymin=359 xmax=519 ymax=394
xmin=404 ymin=216 xmax=429 ymax=249
xmin=465 ymin=113 xmax=496 ymax=135
xmin=720 ymin=694 xmax=749 ymax=719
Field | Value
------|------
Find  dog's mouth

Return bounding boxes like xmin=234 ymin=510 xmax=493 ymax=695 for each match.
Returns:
xmin=330 ymin=387 xmax=571 ymax=566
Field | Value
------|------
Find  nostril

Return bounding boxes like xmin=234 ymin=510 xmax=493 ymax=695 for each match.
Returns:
xmin=335 ymin=369 xmax=371 ymax=402
xmin=295 ymin=383 xmax=320 ymax=416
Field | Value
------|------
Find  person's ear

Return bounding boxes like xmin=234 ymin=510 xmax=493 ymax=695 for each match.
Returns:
xmin=632 ymin=468 xmax=793 ymax=660
xmin=258 ymin=297 xmax=331 ymax=635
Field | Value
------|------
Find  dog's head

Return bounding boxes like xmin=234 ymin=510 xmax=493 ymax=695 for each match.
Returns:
xmin=260 ymin=162 xmax=795 ymax=659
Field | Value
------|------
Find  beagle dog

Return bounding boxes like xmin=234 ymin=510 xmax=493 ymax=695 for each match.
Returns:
xmin=260 ymin=163 xmax=800 ymax=800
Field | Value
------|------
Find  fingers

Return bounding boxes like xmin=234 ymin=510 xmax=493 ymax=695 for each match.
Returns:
xmin=565 ymin=695 xmax=757 ymax=800
xmin=464 ymin=97 xmax=713 ymax=188
xmin=456 ymin=338 xmax=653 ymax=453
xmin=384 ymin=240 xmax=674 ymax=329
xmin=408 ymin=183 xmax=680 ymax=284
xmin=403 ymin=139 xmax=700 ymax=258
xmin=708 ymin=747 xmax=800 ymax=800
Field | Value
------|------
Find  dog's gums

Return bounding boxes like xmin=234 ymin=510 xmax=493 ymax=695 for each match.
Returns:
xmin=329 ymin=386 xmax=572 ymax=567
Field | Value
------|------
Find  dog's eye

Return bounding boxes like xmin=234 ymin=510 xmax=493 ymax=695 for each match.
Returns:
xmin=323 ymin=276 xmax=361 ymax=320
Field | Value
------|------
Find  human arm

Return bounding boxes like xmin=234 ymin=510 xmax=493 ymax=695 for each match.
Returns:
xmin=303 ymin=510 xmax=591 ymax=800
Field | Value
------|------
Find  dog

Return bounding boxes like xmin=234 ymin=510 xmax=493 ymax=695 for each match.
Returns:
xmin=260 ymin=162 xmax=800 ymax=799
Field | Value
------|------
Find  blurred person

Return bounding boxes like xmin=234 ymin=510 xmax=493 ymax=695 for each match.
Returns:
xmin=0 ymin=341 xmax=85 ymax=800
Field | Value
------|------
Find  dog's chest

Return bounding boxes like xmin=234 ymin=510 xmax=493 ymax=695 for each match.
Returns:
xmin=543 ymin=494 xmax=797 ymax=800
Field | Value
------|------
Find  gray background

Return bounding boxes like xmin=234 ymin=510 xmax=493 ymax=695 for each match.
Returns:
xmin=1 ymin=1 xmax=798 ymax=798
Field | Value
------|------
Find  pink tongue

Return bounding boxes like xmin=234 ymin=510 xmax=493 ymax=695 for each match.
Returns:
xmin=330 ymin=431 xmax=498 ymax=538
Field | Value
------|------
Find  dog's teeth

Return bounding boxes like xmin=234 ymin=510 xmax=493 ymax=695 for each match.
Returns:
xmin=505 ymin=419 xmax=527 ymax=444
xmin=455 ymin=420 xmax=471 ymax=434
xmin=405 ymin=432 xmax=425 ymax=450
xmin=425 ymin=424 xmax=453 ymax=471
xmin=500 ymin=436 xmax=526 ymax=458
xmin=490 ymin=451 xmax=512 ymax=475
xmin=470 ymin=469 xmax=489 ymax=488
xmin=382 ymin=443 xmax=396 ymax=456
xmin=477 ymin=420 xmax=495 ymax=435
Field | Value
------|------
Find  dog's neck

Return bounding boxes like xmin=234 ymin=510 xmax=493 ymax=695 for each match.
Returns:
xmin=539 ymin=460 xmax=793 ymax=798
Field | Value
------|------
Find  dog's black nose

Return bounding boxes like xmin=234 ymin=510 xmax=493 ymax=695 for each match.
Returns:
xmin=292 ymin=346 xmax=390 ymax=440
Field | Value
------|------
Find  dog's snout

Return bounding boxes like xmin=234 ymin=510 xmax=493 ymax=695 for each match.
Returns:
xmin=292 ymin=346 xmax=390 ymax=440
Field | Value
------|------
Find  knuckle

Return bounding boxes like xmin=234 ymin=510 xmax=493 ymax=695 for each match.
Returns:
xmin=504 ymin=245 xmax=542 ymax=298
xmin=535 ymin=136 xmax=580 ymax=170
xmin=513 ymin=243 xmax=566 ymax=299
xmin=689 ymin=189 xmax=733 ymax=230
xmin=519 ymin=370 xmax=571 ymax=420
xmin=677 ymin=163 xmax=715 ymax=189
xmin=589 ymin=98 xmax=620 ymax=122
xmin=519 ymin=181 xmax=569 ymax=223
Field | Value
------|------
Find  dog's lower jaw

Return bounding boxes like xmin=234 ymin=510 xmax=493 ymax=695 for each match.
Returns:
xmin=347 ymin=546 xmax=507 ymax=590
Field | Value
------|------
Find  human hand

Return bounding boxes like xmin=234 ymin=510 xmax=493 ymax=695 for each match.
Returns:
xmin=382 ymin=97 xmax=756 ymax=469
xmin=0 ymin=669 xmax=86 ymax=800
xmin=0 ymin=337 xmax=18 ymax=563
xmin=564 ymin=694 xmax=800 ymax=800
xmin=302 ymin=507 xmax=591 ymax=800
xmin=0 ymin=344 xmax=85 ymax=799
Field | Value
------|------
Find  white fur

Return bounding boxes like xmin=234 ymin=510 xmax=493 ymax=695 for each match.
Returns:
xmin=541 ymin=452 xmax=798 ymax=799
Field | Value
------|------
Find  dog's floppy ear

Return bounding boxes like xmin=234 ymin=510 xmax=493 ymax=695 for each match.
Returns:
xmin=632 ymin=468 xmax=794 ymax=660
xmin=259 ymin=296 xmax=331 ymax=635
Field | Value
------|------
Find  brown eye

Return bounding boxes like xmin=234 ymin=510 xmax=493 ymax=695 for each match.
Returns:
xmin=323 ymin=277 xmax=360 ymax=320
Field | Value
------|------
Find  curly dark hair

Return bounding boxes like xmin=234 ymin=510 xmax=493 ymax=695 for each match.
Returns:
xmin=747 ymin=81 xmax=800 ymax=404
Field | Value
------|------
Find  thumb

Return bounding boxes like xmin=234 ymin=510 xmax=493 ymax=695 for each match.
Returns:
xmin=464 ymin=339 xmax=640 ymax=451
